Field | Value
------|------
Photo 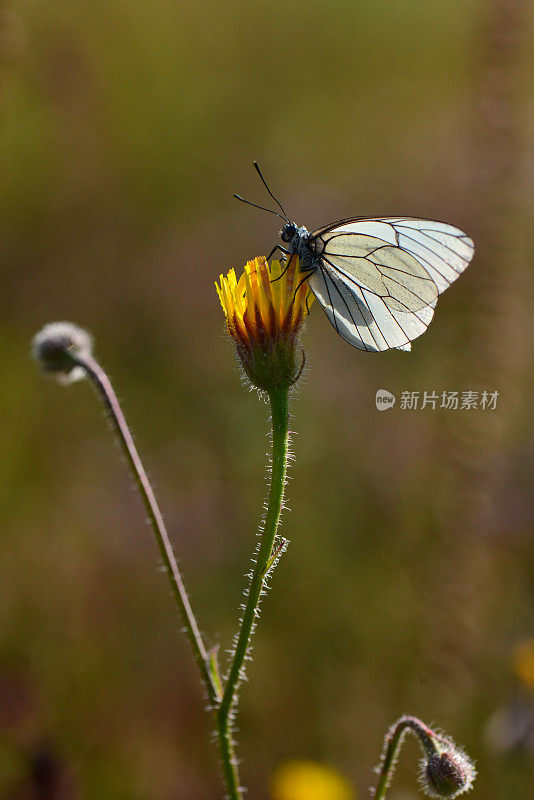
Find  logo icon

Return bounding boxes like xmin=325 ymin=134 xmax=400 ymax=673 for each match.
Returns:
xmin=375 ymin=389 xmax=396 ymax=411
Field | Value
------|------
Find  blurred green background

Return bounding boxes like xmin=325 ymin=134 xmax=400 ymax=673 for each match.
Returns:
xmin=1 ymin=0 xmax=532 ymax=797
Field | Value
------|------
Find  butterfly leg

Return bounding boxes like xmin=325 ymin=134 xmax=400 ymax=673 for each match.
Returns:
xmin=267 ymin=244 xmax=289 ymax=261
xmin=293 ymin=268 xmax=316 ymax=297
xmin=269 ymin=249 xmax=294 ymax=285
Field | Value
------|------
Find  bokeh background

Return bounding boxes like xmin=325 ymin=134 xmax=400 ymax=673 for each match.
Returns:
xmin=1 ymin=0 xmax=533 ymax=798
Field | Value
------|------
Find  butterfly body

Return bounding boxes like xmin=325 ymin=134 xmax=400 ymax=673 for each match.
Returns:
xmin=280 ymin=223 xmax=315 ymax=266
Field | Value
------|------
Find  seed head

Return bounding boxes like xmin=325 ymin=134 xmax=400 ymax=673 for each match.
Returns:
xmin=32 ymin=322 xmax=93 ymax=383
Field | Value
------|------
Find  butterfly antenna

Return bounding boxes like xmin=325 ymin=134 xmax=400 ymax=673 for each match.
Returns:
xmin=253 ymin=161 xmax=290 ymax=221
xmin=233 ymin=194 xmax=287 ymax=221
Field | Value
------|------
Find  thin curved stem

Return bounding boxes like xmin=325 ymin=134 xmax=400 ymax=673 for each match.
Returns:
xmin=371 ymin=716 xmax=434 ymax=800
xmin=216 ymin=387 xmax=290 ymax=800
xmin=73 ymin=352 xmax=219 ymax=706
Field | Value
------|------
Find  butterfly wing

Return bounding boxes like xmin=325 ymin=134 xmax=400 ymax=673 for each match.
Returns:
xmin=308 ymin=217 xmax=474 ymax=351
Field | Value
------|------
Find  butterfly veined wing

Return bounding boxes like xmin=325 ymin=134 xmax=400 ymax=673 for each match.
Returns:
xmin=308 ymin=265 xmax=437 ymax=352
xmin=308 ymin=217 xmax=474 ymax=352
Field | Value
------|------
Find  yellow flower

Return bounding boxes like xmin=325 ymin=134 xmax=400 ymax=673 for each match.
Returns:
xmin=271 ymin=760 xmax=354 ymax=800
xmin=512 ymin=639 xmax=534 ymax=691
xmin=216 ymin=255 xmax=313 ymax=391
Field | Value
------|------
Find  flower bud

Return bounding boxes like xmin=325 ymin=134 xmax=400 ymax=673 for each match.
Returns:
xmin=32 ymin=322 xmax=93 ymax=383
xmin=420 ymin=734 xmax=476 ymax=799
xmin=374 ymin=716 xmax=476 ymax=800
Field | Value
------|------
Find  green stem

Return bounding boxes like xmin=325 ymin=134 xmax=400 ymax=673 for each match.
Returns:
xmin=217 ymin=387 xmax=290 ymax=800
xmin=73 ymin=353 xmax=219 ymax=706
xmin=371 ymin=716 xmax=434 ymax=800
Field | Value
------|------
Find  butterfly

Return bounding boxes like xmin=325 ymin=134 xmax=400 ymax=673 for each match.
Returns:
xmin=235 ymin=163 xmax=474 ymax=352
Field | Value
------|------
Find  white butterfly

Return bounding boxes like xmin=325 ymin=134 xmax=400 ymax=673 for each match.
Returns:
xmin=236 ymin=164 xmax=475 ymax=352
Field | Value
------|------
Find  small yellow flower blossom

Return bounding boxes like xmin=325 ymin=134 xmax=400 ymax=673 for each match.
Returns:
xmin=271 ymin=760 xmax=354 ymax=800
xmin=512 ymin=639 xmax=534 ymax=691
xmin=216 ymin=255 xmax=313 ymax=391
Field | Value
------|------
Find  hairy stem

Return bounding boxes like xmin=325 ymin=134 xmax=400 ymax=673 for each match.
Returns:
xmin=73 ymin=352 xmax=219 ymax=706
xmin=216 ymin=387 xmax=290 ymax=800
xmin=371 ymin=716 xmax=434 ymax=800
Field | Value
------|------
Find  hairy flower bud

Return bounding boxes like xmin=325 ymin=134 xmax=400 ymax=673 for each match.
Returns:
xmin=423 ymin=748 xmax=476 ymax=798
xmin=32 ymin=322 xmax=93 ymax=383
xmin=373 ymin=716 xmax=476 ymax=800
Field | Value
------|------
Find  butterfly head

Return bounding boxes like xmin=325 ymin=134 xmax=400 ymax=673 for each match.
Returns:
xmin=280 ymin=222 xmax=310 ymax=249
xmin=280 ymin=222 xmax=297 ymax=243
